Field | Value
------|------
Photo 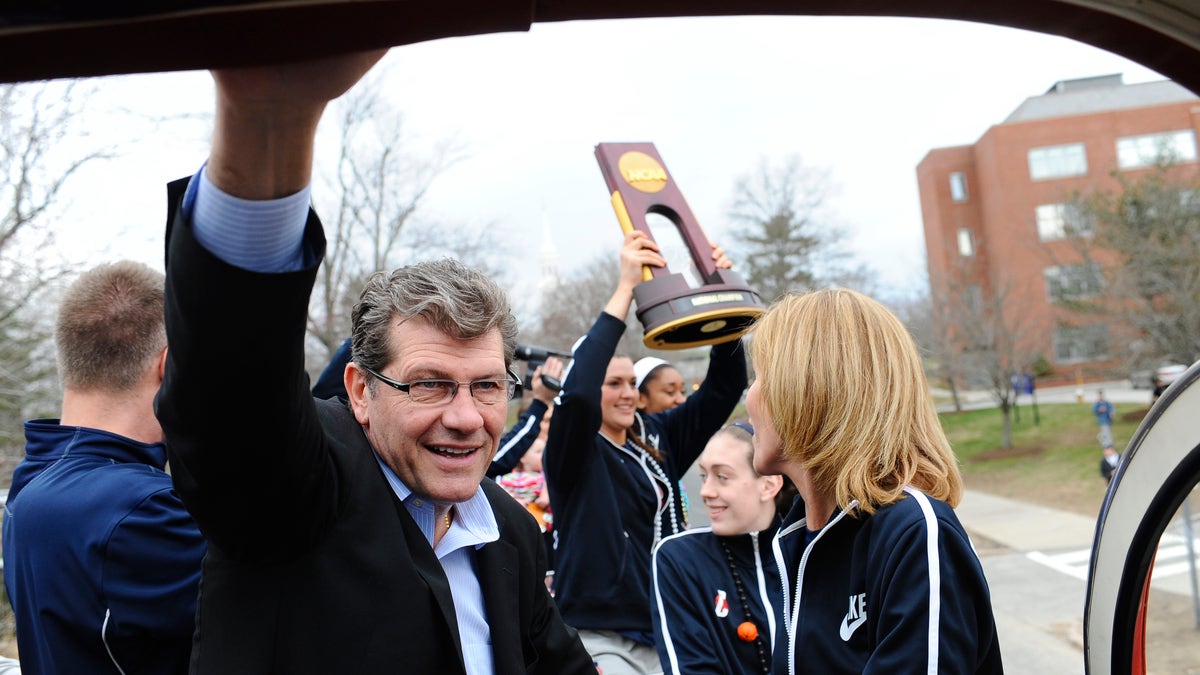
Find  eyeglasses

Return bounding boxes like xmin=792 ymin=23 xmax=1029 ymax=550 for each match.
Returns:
xmin=361 ymin=365 xmax=521 ymax=406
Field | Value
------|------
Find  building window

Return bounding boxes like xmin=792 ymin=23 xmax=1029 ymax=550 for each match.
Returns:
xmin=949 ymin=172 xmax=968 ymax=202
xmin=1054 ymin=324 xmax=1110 ymax=363
xmin=1028 ymin=143 xmax=1088 ymax=180
xmin=1035 ymin=203 xmax=1093 ymax=240
xmin=1044 ymin=263 xmax=1105 ymax=302
xmin=1117 ymin=130 xmax=1197 ymax=169
xmin=957 ymin=228 xmax=974 ymax=257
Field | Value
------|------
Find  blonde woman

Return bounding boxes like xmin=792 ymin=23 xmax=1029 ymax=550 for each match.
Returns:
xmin=746 ymin=289 xmax=1002 ymax=674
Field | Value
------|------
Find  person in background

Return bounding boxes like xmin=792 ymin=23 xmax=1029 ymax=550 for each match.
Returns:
xmin=545 ymin=230 xmax=748 ymax=675
xmin=3 ymin=261 xmax=206 ymax=675
xmin=1093 ymin=389 xmax=1115 ymax=448
xmin=1152 ymin=376 xmax=1168 ymax=405
xmin=633 ymin=356 xmax=693 ymax=523
xmin=497 ymin=407 xmax=556 ymax=587
xmin=651 ymin=422 xmax=794 ymax=675
xmin=747 ymin=288 xmax=1002 ymax=674
xmin=1100 ymin=445 xmax=1122 ymax=485
xmin=489 ymin=357 xmax=563 ymax=478
xmin=155 ymin=51 xmax=592 ymax=673
xmin=311 ymin=336 xmax=352 ymax=400
xmin=635 ymin=357 xmax=687 ymax=414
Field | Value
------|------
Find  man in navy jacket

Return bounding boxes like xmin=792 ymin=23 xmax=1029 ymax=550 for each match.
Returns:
xmin=4 ymin=261 xmax=206 ymax=674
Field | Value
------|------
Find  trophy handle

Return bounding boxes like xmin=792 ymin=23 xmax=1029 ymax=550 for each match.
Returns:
xmin=608 ymin=191 xmax=653 ymax=283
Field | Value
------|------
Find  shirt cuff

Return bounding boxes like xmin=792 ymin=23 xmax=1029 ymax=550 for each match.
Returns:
xmin=190 ymin=166 xmax=312 ymax=273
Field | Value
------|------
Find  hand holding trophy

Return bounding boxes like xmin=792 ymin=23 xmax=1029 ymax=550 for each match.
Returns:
xmin=594 ymin=142 xmax=765 ymax=349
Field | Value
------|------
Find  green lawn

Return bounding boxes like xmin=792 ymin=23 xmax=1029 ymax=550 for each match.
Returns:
xmin=940 ymin=400 xmax=1148 ymax=515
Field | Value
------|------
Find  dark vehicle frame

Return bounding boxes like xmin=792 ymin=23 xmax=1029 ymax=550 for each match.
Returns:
xmin=4 ymin=3 xmax=1199 ymax=674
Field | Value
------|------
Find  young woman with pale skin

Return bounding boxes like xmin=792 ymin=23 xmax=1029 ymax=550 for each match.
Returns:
xmin=651 ymin=423 xmax=793 ymax=675
xmin=544 ymin=230 xmax=749 ymax=675
xmin=745 ymin=288 xmax=1003 ymax=674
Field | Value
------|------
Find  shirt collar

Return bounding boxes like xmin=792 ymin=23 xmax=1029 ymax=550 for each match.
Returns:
xmin=373 ymin=452 xmax=499 ymax=550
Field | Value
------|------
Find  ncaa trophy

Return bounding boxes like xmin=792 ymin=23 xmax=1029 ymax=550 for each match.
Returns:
xmin=594 ymin=142 xmax=765 ymax=350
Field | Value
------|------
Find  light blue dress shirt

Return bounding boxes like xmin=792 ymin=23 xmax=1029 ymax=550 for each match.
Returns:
xmin=187 ymin=167 xmax=501 ymax=675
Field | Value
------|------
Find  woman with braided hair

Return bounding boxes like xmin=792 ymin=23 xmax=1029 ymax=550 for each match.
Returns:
xmin=544 ymin=230 xmax=748 ymax=675
xmin=651 ymin=422 xmax=795 ymax=675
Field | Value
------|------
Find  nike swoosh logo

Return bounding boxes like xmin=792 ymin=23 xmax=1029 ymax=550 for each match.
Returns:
xmin=839 ymin=613 xmax=867 ymax=641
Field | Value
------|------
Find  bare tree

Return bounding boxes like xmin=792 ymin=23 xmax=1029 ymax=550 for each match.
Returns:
xmin=1064 ymin=159 xmax=1200 ymax=367
xmin=889 ymin=285 xmax=967 ymax=413
xmin=931 ymin=260 xmax=1050 ymax=448
xmin=0 ymin=81 xmax=108 ymax=467
xmin=534 ymin=255 xmax=628 ymax=353
xmin=726 ymin=155 xmax=874 ymax=304
xmin=306 ymin=77 xmax=509 ymax=371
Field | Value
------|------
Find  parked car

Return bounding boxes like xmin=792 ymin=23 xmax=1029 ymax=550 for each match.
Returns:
xmin=1130 ymin=368 xmax=1155 ymax=389
xmin=1156 ymin=363 xmax=1188 ymax=386
xmin=1130 ymin=363 xmax=1189 ymax=389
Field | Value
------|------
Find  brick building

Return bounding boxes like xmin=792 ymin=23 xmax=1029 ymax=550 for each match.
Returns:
xmin=917 ymin=74 xmax=1200 ymax=384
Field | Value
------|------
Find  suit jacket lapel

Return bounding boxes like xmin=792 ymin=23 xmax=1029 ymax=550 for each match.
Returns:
xmin=388 ymin=484 xmax=468 ymax=674
xmin=476 ymin=512 xmax=522 ymax=675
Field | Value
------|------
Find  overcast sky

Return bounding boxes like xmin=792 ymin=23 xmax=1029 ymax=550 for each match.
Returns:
xmin=51 ymin=15 xmax=1168 ymax=312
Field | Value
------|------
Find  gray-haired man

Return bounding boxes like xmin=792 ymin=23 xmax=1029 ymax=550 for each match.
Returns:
xmin=154 ymin=52 xmax=593 ymax=674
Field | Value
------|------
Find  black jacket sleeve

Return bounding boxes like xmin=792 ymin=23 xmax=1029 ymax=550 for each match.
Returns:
xmin=487 ymin=399 xmax=549 ymax=478
xmin=157 ymin=177 xmax=339 ymax=561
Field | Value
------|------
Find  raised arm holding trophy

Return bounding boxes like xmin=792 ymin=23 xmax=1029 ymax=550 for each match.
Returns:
xmin=594 ymin=142 xmax=765 ymax=349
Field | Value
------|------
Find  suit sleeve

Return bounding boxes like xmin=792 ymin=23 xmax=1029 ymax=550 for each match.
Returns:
xmin=157 ymin=177 xmax=340 ymax=561
xmin=497 ymin=489 xmax=595 ymax=674
xmin=527 ymin=552 xmax=597 ymax=673
xmin=652 ymin=540 xmax=727 ymax=675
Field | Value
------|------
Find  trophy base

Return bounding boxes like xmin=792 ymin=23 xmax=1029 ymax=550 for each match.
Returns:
xmin=633 ymin=272 xmax=766 ymax=350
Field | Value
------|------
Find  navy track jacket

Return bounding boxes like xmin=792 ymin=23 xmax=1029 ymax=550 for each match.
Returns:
xmin=3 ymin=421 xmax=206 ymax=674
xmin=651 ymin=524 xmax=783 ymax=674
xmin=771 ymin=488 xmax=1004 ymax=674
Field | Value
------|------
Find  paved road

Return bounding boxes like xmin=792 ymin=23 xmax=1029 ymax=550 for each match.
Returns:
xmin=937 ymin=379 xmax=1156 ymax=413
xmin=958 ymin=489 xmax=1200 ymax=673
xmin=957 ymin=490 xmax=1097 ymax=673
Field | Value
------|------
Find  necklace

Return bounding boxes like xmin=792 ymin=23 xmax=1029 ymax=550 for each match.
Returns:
xmin=598 ymin=432 xmax=680 ymax=545
xmin=443 ymin=509 xmax=453 ymax=532
xmin=720 ymin=538 xmax=771 ymax=674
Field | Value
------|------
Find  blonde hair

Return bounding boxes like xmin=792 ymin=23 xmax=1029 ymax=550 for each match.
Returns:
xmin=748 ymin=289 xmax=962 ymax=514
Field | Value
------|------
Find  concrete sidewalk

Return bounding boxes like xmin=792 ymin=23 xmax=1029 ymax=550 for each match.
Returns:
xmin=956 ymin=489 xmax=1099 ymax=552
xmin=936 ymin=379 xmax=1154 ymax=413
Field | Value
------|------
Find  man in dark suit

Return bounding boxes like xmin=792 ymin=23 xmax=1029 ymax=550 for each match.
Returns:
xmin=154 ymin=50 xmax=593 ymax=674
